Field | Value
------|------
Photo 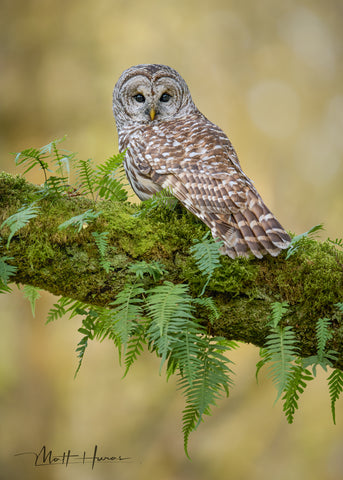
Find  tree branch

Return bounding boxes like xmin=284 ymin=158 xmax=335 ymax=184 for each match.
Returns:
xmin=1 ymin=172 xmax=343 ymax=368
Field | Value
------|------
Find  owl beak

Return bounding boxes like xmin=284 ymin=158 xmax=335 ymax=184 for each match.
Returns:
xmin=149 ymin=107 xmax=156 ymax=121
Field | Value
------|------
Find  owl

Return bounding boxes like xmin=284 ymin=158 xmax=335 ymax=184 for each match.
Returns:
xmin=112 ymin=64 xmax=291 ymax=259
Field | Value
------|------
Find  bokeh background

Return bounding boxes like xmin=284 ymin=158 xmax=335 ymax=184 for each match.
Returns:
xmin=1 ymin=0 xmax=343 ymax=479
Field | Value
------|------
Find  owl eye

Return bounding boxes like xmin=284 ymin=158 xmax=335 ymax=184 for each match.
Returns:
xmin=133 ymin=93 xmax=145 ymax=103
xmin=160 ymin=93 xmax=172 ymax=102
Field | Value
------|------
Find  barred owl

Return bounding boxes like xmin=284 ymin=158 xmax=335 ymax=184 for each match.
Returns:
xmin=112 ymin=64 xmax=291 ymax=258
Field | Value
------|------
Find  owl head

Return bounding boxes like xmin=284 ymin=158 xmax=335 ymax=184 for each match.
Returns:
xmin=112 ymin=64 xmax=197 ymax=129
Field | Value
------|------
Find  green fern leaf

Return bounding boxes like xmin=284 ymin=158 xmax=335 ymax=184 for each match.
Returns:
xmin=136 ymin=188 xmax=178 ymax=218
xmin=46 ymin=297 xmax=78 ymax=324
xmin=316 ymin=318 xmax=333 ymax=359
xmin=302 ymin=317 xmax=338 ymax=375
xmin=76 ymin=158 xmax=97 ymax=200
xmin=1 ymin=203 xmax=40 ymax=248
xmin=286 ymin=224 xmax=324 ymax=259
xmin=282 ymin=364 xmax=313 ymax=423
xmin=190 ymin=232 xmax=223 ymax=295
xmin=146 ymin=282 xmax=195 ymax=371
xmin=95 ymin=153 xmax=128 ymax=201
xmin=58 ymin=209 xmax=100 ymax=233
xmin=328 ymin=238 xmax=343 ymax=249
xmin=0 ymin=256 xmax=17 ymax=285
xmin=92 ymin=231 xmax=112 ymax=273
xmin=23 ymin=285 xmax=41 ymax=317
xmin=123 ymin=322 xmax=147 ymax=377
xmin=192 ymin=296 xmax=220 ymax=324
xmin=179 ymin=337 xmax=234 ymax=458
xmin=74 ymin=310 xmax=99 ymax=377
xmin=265 ymin=326 xmax=298 ymax=402
xmin=328 ymin=369 xmax=343 ymax=424
xmin=14 ymin=147 xmax=49 ymax=179
xmin=107 ymin=283 xmax=145 ymax=350
xmin=255 ymin=347 xmax=272 ymax=382
xmin=269 ymin=301 xmax=289 ymax=328
xmin=129 ymin=260 xmax=167 ymax=281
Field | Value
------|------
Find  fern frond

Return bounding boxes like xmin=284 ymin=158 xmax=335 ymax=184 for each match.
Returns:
xmin=316 ymin=317 xmax=333 ymax=358
xmin=179 ymin=336 xmax=234 ymax=458
xmin=43 ymin=175 xmax=69 ymax=196
xmin=123 ymin=322 xmax=147 ymax=377
xmin=95 ymin=153 xmax=128 ymax=201
xmin=1 ymin=203 xmax=40 ymax=248
xmin=92 ymin=231 xmax=112 ymax=273
xmin=46 ymin=297 xmax=77 ymax=324
xmin=265 ymin=326 xmax=298 ymax=402
xmin=302 ymin=317 xmax=338 ymax=375
xmin=76 ymin=158 xmax=97 ymax=201
xmin=23 ymin=285 xmax=41 ymax=317
xmin=336 ymin=303 xmax=343 ymax=313
xmin=74 ymin=316 xmax=95 ymax=377
xmin=106 ymin=283 xmax=145 ymax=351
xmin=129 ymin=260 xmax=167 ymax=281
xmin=137 ymin=188 xmax=178 ymax=217
xmin=190 ymin=232 xmax=222 ymax=295
xmin=269 ymin=301 xmax=289 ymax=328
xmin=286 ymin=224 xmax=324 ymax=259
xmin=146 ymin=282 xmax=194 ymax=371
xmin=192 ymin=296 xmax=220 ymax=324
xmin=58 ymin=209 xmax=100 ymax=233
xmin=328 ymin=369 xmax=343 ymax=424
xmin=255 ymin=347 xmax=272 ymax=382
xmin=14 ymin=147 xmax=49 ymax=180
xmin=328 ymin=238 xmax=343 ymax=249
xmin=282 ymin=363 xmax=313 ymax=423
xmin=0 ymin=256 xmax=17 ymax=285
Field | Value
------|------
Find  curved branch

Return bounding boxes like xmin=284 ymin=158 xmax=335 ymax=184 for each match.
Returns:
xmin=1 ymin=172 xmax=343 ymax=368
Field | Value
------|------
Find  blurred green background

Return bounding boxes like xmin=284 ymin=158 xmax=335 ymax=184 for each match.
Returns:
xmin=1 ymin=0 xmax=342 ymax=479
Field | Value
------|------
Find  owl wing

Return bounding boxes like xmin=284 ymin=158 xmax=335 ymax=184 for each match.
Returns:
xmin=132 ymin=119 xmax=290 ymax=258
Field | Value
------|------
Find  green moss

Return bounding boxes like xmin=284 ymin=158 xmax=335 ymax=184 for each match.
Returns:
xmin=1 ymin=172 xmax=343 ymax=367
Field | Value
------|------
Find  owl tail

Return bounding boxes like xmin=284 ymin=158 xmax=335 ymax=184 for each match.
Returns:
xmin=214 ymin=201 xmax=291 ymax=259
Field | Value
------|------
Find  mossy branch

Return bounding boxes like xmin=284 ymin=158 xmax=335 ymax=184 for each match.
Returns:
xmin=1 ymin=171 xmax=343 ymax=368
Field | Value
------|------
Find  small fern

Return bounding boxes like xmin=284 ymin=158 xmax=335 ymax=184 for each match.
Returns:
xmin=328 ymin=238 xmax=343 ymax=249
xmin=136 ymin=188 xmax=178 ymax=217
xmin=14 ymin=147 xmax=49 ymax=181
xmin=190 ymin=232 xmax=223 ymax=295
xmin=23 ymin=285 xmax=41 ymax=317
xmin=123 ymin=322 xmax=147 ymax=377
xmin=265 ymin=325 xmax=299 ymax=403
xmin=46 ymin=297 xmax=78 ymax=324
xmin=74 ymin=308 xmax=98 ymax=377
xmin=0 ymin=255 xmax=17 ymax=286
xmin=1 ymin=203 xmax=40 ymax=248
xmin=286 ymin=224 xmax=324 ymax=259
xmin=128 ymin=260 xmax=167 ymax=281
xmin=95 ymin=153 xmax=128 ymax=202
xmin=328 ymin=369 xmax=343 ymax=424
xmin=58 ymin=209 xmax=101 ymax=233
xmin=179 ymin=336 xmax=234 ymax=458
xmin=262 ymin=302 xmax=299 ymax=402
xmin=303 ymin=317 xmax=338 ymax=375
xmin=106 ymin=283 xmax=145 ymax=354
xmin=76 ymin=158 xmax=97 ymax=201
xmin=146 ymin=282 xmax=195 ymax=371
xmin=92 ymin=231 xmax=112 ymax=273
xmin=282 ymin=363 xmax=313 ymax=423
